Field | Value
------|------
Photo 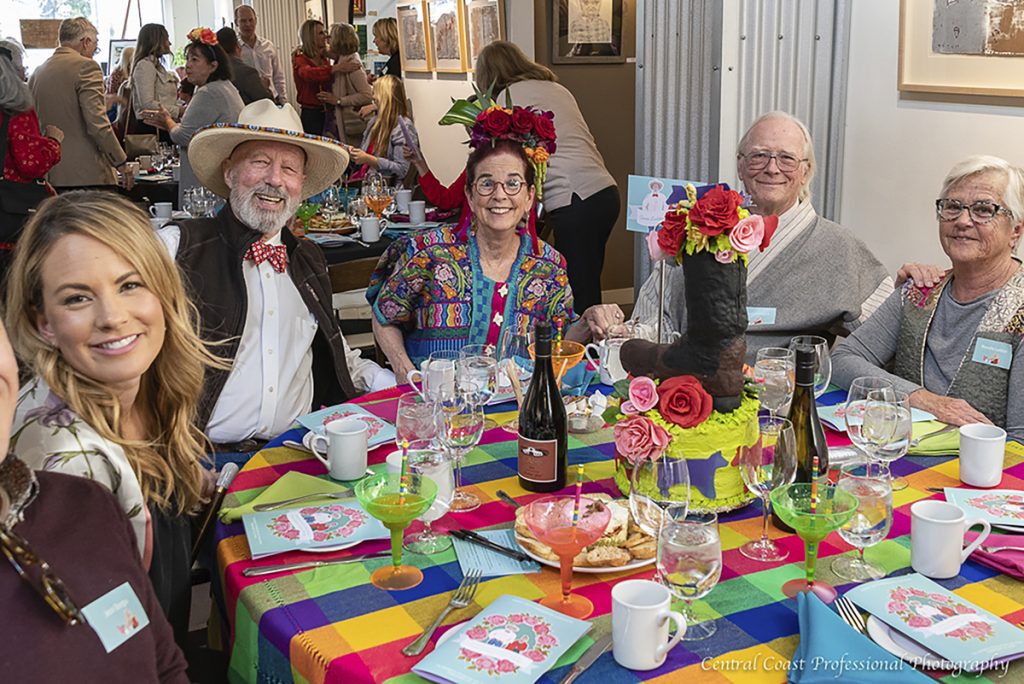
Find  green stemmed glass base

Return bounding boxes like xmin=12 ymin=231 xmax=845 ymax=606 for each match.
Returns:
xmin=356 ymin=473 xmax=436 ymax=591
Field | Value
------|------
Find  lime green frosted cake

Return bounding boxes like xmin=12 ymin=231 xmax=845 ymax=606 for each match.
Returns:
xmin=614 ymin=393 xmax=760 ymax=512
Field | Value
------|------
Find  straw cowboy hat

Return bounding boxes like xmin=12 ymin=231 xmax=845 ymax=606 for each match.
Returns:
xmin=188 ymin=100 xmax=350 ymax=199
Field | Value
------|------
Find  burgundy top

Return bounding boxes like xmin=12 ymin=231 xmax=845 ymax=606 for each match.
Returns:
xmin=0 ymin=471 xmax=188 ymax=683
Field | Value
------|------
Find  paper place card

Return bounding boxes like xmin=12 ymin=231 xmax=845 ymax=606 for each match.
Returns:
xmin=242 ymin=500 xmax=388 ymax=559
xmin=846 ymin=573 xmax=1024 ymax=670
xmin=945 ymin=489 xmax=1024 ymax=527
xmin=413 ymin=595 xmax=590 ymax=684
xmin=296 ymin=403 xmax=395 ymax=448
xmin=453 ymin=529 xmax=541 ymax=578
xmin=816 ymin=402 xmax=935 ymax=433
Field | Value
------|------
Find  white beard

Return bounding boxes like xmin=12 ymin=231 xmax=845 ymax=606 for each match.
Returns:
xmin=229 ymin=183 xmax=301 ymax=236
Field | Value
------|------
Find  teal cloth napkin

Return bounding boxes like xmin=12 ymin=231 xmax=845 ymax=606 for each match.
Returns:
xmin=788 ymin=592 xmax=931 ymax=683
xmin=561 ymin=361 xmax=595 ymax=396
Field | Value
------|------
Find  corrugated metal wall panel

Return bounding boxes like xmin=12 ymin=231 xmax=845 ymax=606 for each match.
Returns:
xmin=250 ymin=0 xmax=304 ymax=106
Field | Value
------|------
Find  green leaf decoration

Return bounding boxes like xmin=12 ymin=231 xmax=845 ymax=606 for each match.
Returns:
xmin=602 ymin=404 xmax=622 ymax=426
xmin=611 ymin=378 xmax=631 ymax=398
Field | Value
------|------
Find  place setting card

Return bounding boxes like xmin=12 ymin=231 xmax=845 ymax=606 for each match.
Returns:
xmin=243 ymin=500 xmax=388 ymax=559
xmin=296 ymin=403 xmax=395 ymax=448
xmin=944 ymin=489 xmax=1024 ymax=531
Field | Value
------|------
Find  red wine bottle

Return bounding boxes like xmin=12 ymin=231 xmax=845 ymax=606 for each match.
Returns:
xmin=517 ymin=321 xmax=567 ymax=492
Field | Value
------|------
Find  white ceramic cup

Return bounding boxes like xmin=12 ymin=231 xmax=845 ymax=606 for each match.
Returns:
xmin=149 ymin=202 xmax=173 ymax=219
xmin=406 ymin=358 xmax=456 ymax=402
xmin=395 ymin=188 xmax=412 ymax=213
xmin=585 ymin=337 xmax=627 ymax=385
xmin=409 ymin=200 xmax=427 ymax=224
xmin=359 ymin=216 xmax=386 ymax=242
xmin=959 ymin=423 xmax=1006 ymax=488
xmin=910 ymin=500 xmax=991 ymax=579
xmin=149 ymin=217 xmax=167 ymax=229
xmin=137 ymin=154 xmax=152 ymax=169
xmin=308 ymin=418 xmax=368 ymax=481
xmin=611 ymin=579 xmax=686 ymax=671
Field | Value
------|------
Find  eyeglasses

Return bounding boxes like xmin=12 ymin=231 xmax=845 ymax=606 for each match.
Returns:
xmin=1 ymin=527 xmax=85 ymax=626
xmin=935 ymin=198 xmax=1011 ymax=224
xmin=740 ymin=150 xmax=807 ymax=173
xmin=474 ymin=177 xmax=526 ymax=197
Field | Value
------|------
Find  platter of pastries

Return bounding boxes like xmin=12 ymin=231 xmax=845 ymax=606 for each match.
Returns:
xmin=514 ymin=494 xmax=656 ymax=573
xmin=306 ymin=213 xmax=356 ymax=234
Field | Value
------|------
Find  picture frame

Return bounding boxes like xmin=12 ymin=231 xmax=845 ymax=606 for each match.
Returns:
xmin=396 ymin=2 xmax=432 ymax=73
xmin=304 ymin=0 xmax=325 ymax=22
xmin=464 ymin=0 xmax=505 ymax=69
xmin=899 ymin=0 xmax=1024 ymax=98
xmin=108 ymin=39 xmax=136 ymax=74
xmin=352 ymin=0 xmax=366 ymax=17
xmin=427 ymin=0 xmax=468 ymax=73
xmin=551 ymin=0 xmax=625 ymax=65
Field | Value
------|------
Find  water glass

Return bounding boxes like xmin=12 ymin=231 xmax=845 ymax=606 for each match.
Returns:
xmin=438 ymin=396 xmax=485 ymax=512
xmin=739 ymin=416 xmax=797 ymax=562
xmin=629 ymin=455 xmax=690 ymax=538
xmin=497 ymin=328 xmax=534 ymax=434
xmin=789 ymin=335 xmax=832 ymax=397
xmin=868 ymin=390 xmax=912 ymax=491
xmin=459 ymin=345 xmax=498 ymax=429
xmin=832 ymin=461 xmax=893 ymax=581
xmin=844 ymin=377 xmax=895 ymax=463
xmin=754 ymin=347 xmax=795 ymax=419
xmin=404 ymin=448 xmax=455 ymax=554
xmin=657 ymin=512 xmax=722 ymax=641
xmin=395 ymin=392 xmax=438 ymax=447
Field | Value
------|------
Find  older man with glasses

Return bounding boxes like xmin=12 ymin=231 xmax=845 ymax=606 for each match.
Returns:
xmin=632 ymin=111 xmax=896 ymax=361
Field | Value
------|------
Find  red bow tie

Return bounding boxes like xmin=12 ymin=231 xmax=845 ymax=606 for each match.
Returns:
xmin=244 ymin=241 xmax=288 ymax=273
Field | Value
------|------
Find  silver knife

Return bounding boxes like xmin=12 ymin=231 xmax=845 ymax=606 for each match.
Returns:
xmin=558 ymin=634 xmax=612 ymax=684
xmin=242 ymin=551 xmax=391 ymax=577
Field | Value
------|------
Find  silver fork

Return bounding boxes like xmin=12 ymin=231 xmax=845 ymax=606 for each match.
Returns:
xmin=835 ymin=596 xmax=867 ymax=635
xmin=909 ymin=423 xmax=958 ymax=448
xmin=402 ymin=569 xmax=482 ymax=656
xmin=252 ymin=490 xmax=353 ymax=512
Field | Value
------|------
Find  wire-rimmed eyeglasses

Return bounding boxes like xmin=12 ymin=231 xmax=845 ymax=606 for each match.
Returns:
xmin=740 ymin=151 xmax=807 ymax=173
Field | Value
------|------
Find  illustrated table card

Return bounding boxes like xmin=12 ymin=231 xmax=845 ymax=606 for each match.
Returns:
xmin=296 ymin=403 xmax=395 ymax=448
xmin=412 ymin=594 xmax=590 ymax=683
xmin=243 ymin=500 xmax=388 ymax=558
xmin=846 ymin=573 xmax=1024 ymax=669
xmin=816 ymin=403 xmax=935 ymax=432
xmin=945 ymin=489 xmax=1024 ymax=527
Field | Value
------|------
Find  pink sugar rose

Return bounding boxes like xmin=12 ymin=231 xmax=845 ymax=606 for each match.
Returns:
xmin=728 ymin=215 xmax=765 ymax=254
xmin=613 ymin=415 xmax=671 ymax=465
xmin=627 ymin=376 xmax=658 ymax=412
xmin=714 ymin=249 xmax=734 ymax=264
xmin=646 ymin=229 xmax=672 ymax=261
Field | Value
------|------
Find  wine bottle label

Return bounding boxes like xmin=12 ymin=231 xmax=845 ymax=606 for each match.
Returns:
xmin=517 ymin=435 xmax=558 ymax=483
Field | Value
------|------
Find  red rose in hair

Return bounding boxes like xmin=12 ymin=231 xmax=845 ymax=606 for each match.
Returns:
xmin=657 ymin=375 xmax=713 ymax=428
xmin=533 ymin=112 xmax=556 ymax=141
xmin=481 ymin=109 xmax=512 ymax=137
xmin=511 ymin=108 xmax=535 ymax=135
xmin=656 ymin=208 xmax=688 ymax=258
xmin=687 ymin=185 xmax=742 ymax=237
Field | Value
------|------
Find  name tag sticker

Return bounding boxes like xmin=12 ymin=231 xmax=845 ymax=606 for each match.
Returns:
xmin=747 ymin=307 xmax=777 ymax=327
xmin=972 ymin=338 xmax=1013 ymax=369
xmin=81 ymin=582 xmax=150 ymax=653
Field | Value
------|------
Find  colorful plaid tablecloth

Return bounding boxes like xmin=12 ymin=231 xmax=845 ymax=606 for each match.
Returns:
xmin=214 ymin=388 xmax=1024 ymax=683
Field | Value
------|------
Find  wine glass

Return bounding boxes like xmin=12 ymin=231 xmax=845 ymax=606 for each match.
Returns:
xmin=459 ymin=345 xmax=498 ymax=430
xmin=438 ymin=396 xmax=485 ymax=512
xmin=754 ymin=347 xmax=795 ymax=419
xmin=844 ymin=377 xmax=895 ymax=465
xmin=868 ymin=390 xmax=912 ymax=491
xmin=832 ymin=461 xmax=893 ymax=581
xmin=355 ymin=472 xmax=437 ymax=590
xmin=789 ymin=335 xmax=832 ymax=398
xmin=295 ymin=201 xmax=319 ymax=230
xmin=657 ymin=512 xmax=722 ymax=640
xmin=739 ymin=416 xmax=797 ymax=562
xmin=404 ymin=447 xmax=455 ymax=555
xmin=362 ymin=175 xmax=393 ymax=218
xmin=497 ymin=328 xmax=534 ymax=434
xmin=771 ymin=482 xmax=858 ymax=604
xmin=629 ymin=455 xmax=690 ymax=537
xmin=395 ymin=392 xmax=438 ymax=447
xmin=523 ymin=495 xmax=611 ymax=618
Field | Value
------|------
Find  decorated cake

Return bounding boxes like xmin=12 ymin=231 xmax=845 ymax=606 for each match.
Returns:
xmin=610 ymin=183 xmax=778 ymax=512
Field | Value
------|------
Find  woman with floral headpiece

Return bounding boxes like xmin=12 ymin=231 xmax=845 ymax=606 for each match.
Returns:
xmin=367 ymin=104 xmax=623 ymax=378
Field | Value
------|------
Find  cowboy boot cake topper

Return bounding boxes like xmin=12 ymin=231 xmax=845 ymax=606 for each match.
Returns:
xmin=620 ymin=184 xmax=778 ymax=412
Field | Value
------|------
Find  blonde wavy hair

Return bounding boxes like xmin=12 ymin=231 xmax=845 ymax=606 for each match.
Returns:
xmin=369 ymin=75 xmax=408 ymax=161
xmin=474 ymin=40 xmax=557 ymax=93
xmin=4 ymin=192 xmax=223 ymax=515
xmin=295 ymin=19 xmax=326 ymax=62
xmin=372 ymin=18 xmax=398 ymax=55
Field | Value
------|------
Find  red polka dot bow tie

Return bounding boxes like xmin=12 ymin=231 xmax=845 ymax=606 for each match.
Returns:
xmin=244 ymin=241 xmax=288 ymax=273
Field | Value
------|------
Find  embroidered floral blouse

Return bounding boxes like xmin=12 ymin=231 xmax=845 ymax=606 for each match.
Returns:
xmin=368 ymin=225 xmax=578 ymax=367
xmin=11 ymin=386 xmax=148 ymax=560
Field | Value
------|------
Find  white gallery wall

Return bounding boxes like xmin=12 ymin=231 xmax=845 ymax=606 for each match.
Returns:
xmin=840 ymin=0 xmax=1024 ymax=274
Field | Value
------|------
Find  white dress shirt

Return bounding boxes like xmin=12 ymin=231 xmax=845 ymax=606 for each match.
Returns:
xmin=240 ymin=35 xmax=287 ymax=102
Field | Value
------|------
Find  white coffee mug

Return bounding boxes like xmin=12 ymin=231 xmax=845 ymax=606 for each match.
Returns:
xmin=149 ymin=202 xmax=173 ymax=219
xmin=409 ymin=200 xmax=427 ymax=224
xmin=959 ymin=423 xmax=1006 ymax=488
xmin=612 ymin=580 xmax=686 ymax=671
xmin=395 ymin=188 xmax=412 ymax=213
xmin=585 ymin=338 xmax=627 ymax=385
xmin=308 ymin=418 xmax=368 ymax=481
xmin=359 ymin=216 xmax=387 ymax=242
xmin=910 ymin=500 xmax=991 ymax=579
xmin=406 ymin=358 xmax=456 ymax=402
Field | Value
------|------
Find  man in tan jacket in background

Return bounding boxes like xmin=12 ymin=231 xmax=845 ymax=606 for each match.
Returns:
xmin=30 ymin=17 xmax=128 ymax=190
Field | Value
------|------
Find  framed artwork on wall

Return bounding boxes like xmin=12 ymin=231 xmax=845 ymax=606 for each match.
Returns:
xmin=352 ymin=0 xmax=366 ymax=17
xmin=551 ymin=0 xmax=625 ymax=65
xmin=899 ymin=0 xmax=1024 ymax=97
xmin=108 ymin=39 xmax=136 ymax=75
xmin=396 ymin=2 xmax=432 ymax=72
xmin=464 ymin=0 xmax=505 ymax=70
xmin=304 ymin=0 xmax=325 ymax=22
xmin=427 ymin=0 xmax=468 ymax=72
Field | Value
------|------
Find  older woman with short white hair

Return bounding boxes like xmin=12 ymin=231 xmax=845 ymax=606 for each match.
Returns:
xmin=832 ymin=155 xmax=1024 ymax=442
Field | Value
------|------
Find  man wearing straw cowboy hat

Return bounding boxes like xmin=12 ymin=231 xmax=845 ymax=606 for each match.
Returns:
xmin=158 ymin=100 xmax=394 ymax=462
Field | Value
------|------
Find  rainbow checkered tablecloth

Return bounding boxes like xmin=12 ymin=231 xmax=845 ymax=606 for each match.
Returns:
xmin=214 ymin=387 xmax=1024 ymax=683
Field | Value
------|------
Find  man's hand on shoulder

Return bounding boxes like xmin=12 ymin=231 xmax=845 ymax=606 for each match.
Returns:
xmin=895 ymin=263 xmax=945 ymax=289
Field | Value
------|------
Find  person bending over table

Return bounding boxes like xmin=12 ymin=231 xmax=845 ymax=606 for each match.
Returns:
xmin=369 ymin=139 xmax=622 ymax=379
xmin=157 ymin=100 xmax=394 ymax=464
xmin=833 ymin=155 xmax=1024 ymax=443
xmin=4 ymin=192 xmax=223 ymax=649
xmin=347 ymin=75 xmax=417 ymax=182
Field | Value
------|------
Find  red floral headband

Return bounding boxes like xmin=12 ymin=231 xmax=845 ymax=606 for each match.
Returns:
xmin=187 ymin=27 xmax=218 ymax=47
